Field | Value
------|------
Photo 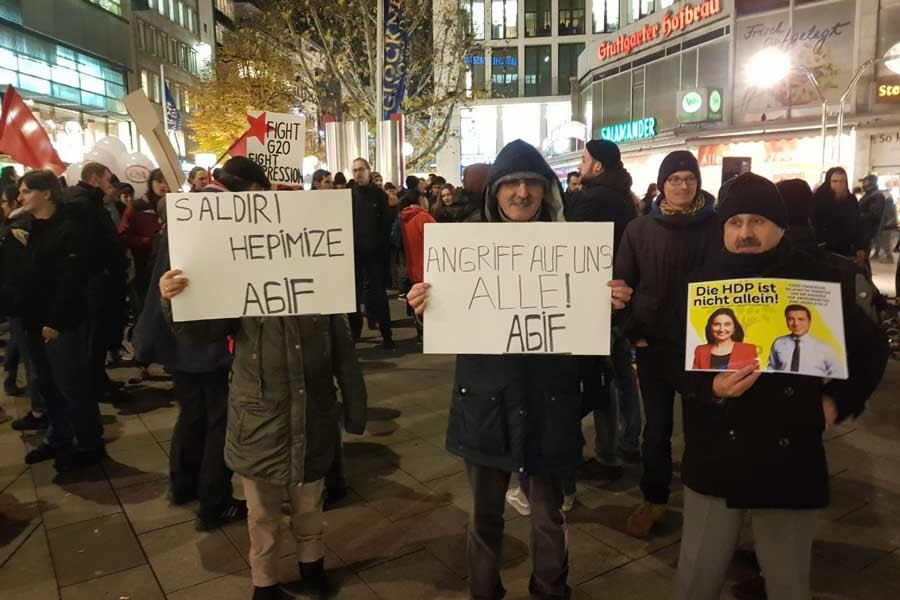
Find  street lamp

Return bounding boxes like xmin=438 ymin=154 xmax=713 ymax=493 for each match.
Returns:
xmin=834 ymin=42 xmax=900 ymax=165
xmin=745 ymin=48 xmax=828 ymax=179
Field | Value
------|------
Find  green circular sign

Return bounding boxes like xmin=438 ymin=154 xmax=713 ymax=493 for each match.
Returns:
xmin=682 ymin=91 xmax=703 ymax=113
xmin=709 ymin=90 xmax=722 ymax=113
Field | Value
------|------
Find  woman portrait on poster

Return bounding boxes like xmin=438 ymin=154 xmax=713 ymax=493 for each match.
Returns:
xmin=693 ymin=308 xmax=758 ymax=370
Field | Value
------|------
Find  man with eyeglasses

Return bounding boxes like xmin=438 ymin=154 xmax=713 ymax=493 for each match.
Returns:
xmin=615 ymin=150 xmax=722 ymax=539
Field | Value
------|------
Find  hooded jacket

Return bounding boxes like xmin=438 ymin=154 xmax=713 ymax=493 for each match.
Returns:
xmin=680 ymin=239 xmax=888 ymax=509
xmin=400 ymin=204 xmax=435 ymax=284
xmin=614 ymin=190 xmax=721 ymax=347
xmin=444 ymin=140 xmax=582 ymax=475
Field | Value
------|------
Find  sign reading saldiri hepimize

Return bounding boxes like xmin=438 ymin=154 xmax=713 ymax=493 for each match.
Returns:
xmin=167 ymin=190 xmax=355 ymax=321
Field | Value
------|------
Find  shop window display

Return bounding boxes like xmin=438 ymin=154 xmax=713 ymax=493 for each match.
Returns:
xmin=492 ymin=0 xmax=518 ymax=39
xmin=460 ymin=0 xmax=486 ymax=40
xmin=558 ymin=43 xmax=585 ymax=95
xmin=559 ymin=0 xmax=585 ymax=36
xmin=601 ymin=73 xmax=632 ymax=130
xmin=644 ymin=55 xmax=679 ymax=131
xmin=491 ymin=48 xmax=519 ymax=97
xmin=592 ymin=0 xmax=619 ymax=34
xmin=525 ymin=45 xmax=552 ymax=97
xmin=525 ymin=0 xmax=552 ymax=37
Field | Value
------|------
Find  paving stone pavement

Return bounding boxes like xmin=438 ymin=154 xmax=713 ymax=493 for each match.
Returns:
xmin=1 ymin=297 xmax=899 ymax=600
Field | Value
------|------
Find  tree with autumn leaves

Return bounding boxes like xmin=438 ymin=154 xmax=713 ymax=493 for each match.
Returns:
xmin=188 ymin=0 xmax=475 ymax=169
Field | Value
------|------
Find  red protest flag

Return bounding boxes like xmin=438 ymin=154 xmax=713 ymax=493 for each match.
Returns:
xmin=225 ymin=130 xmax=248 ymax=158
xmin=0 ymin=86 xmax=66 ymax=175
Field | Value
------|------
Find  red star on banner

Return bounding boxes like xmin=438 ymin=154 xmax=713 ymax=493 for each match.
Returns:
xmin=246 ymin=112 xmax=274 ymax=144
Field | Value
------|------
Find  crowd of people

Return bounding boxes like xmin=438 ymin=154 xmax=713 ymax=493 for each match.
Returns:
xmin=0 ymin=135 xmax=893 ymax=600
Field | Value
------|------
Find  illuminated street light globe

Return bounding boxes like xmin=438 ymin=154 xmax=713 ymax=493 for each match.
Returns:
xmin=746 ymin=48 xmax=792 ymax=88
xmin=886 ymin=41 xmax=900 ymax=75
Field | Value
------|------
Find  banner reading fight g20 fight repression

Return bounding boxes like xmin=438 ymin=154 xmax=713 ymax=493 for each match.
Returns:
xmin=245 ymin=111 xmax=306 ymax=186
xmin=423 ymin=223 xmax=614 ymax=355
xmin=167 ymin=190 xmax=355 ymax=322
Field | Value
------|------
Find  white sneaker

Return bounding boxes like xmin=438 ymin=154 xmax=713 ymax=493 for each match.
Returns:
xmin=505 ymin=486 xmax=531 ymax=516
xmin=562 ymin=494 xmax=575 ymax=513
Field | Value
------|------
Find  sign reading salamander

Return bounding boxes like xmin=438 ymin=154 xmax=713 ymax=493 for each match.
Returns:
xmin=167 ymin=190 xmax=355 ymax=321
xmin=423 ymin=222 xmax=614 ymax=355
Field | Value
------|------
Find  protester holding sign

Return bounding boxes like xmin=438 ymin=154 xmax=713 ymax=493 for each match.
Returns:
xmin=158 ymin=163 xmax=367 ymax=600
xmin=676 ymin=173 xmax=888 ymax=600
xmin=407 ymin=139 xmax=633 ymax=600
xmin=614 ymin=150 xmax=722 ymax=539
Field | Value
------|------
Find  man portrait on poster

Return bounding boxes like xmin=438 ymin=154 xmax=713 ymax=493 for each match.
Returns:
xmin=768 ymin=304 xmax=842 ymax=377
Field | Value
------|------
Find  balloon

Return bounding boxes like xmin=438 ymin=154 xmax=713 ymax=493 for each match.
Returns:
xmin=64 ymin=162 xmax=84 ymax=187
xmin=122 ymin=152 xmax=156 ymax=198
xmin=83 ymin=147 xmax=123 ymax=180
xmin=94 ymin=136 xmax=128 ymax=158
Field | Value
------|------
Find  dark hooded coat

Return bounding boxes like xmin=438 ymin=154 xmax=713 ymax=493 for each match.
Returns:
xmin=444 ymin=140 xmax=582 ymax=475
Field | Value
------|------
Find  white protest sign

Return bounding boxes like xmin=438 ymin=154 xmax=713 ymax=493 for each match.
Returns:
xmin=423 ymin=223 xmax=614 ymax=355
xmin=167 ymin=190 xmax=355 ymax=321
xmin=245 ymin=111 xmax=306 ymax=186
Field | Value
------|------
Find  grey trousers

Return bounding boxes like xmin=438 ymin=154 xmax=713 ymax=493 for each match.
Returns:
xmin=676 ymin=486 xmax=818 ymax=600
xmin=465 ymin=462 xmax=571 ymax=600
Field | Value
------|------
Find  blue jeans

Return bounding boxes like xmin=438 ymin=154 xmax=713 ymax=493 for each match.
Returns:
xmin=26 ymin=324 xmax=102 ymax=452
xmin=10 ymin=318 xmax=45 ymax=414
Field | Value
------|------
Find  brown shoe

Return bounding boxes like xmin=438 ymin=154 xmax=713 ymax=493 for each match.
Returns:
xmin=625 ymin=502 xmax=667 ymax=539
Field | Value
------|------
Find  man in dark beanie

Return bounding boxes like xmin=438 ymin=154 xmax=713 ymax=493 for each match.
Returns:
xmin=615 ymin=149 xmax=721 ymax=539
xmin=675 ymin=172 xmax=887 ymax=600
xmin=564 ymin=138 xmax=639 ymax=491
xmin=775 ymin=179 xmax=817 ymax=253
xmin=405 ymin=139 xmax=634 ymax=600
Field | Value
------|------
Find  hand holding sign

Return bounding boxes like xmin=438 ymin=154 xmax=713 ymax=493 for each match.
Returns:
xmin=711 ymin=362 xmax=762 ymax=398
xmin=408 ymin=282 xmax=430 ymax=315
xmin=160 ymin=269 xmax=189 ymax=300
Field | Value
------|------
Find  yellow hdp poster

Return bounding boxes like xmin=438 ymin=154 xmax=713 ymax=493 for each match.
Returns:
xmin=685 ymin=278 xmax=848 ymax=379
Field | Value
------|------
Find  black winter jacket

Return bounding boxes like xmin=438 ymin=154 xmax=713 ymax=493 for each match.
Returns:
xmin=858 ymin=189 xmax=886 ymax=248
xmin=811 ymin=189 xmax=860 ymax=257
xmin=680 ymin=240 xmax=888 ymax=509
xmin=445 ymin=140 xmax=581 ymax=475
xmin=614 ymin=192 xmax=721 ymax=346
xmin=564 ymin=168 xmax=637 ymax=250
xmin=132 ymin=232 xmax=232 ymax=373
xmin=0 ymin=204 xmax=91 ymax=332
xmin=351 ymin=183 xmax=392 ymax=254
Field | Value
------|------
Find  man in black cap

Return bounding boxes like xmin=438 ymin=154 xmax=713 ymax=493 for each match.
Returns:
xmin=565 ymin=139 xmax=639 ymax=488
xmin=676 ymin=172 xmax=887 ymax=600
xmin=615 ymin=149 xmax=721 ymax=539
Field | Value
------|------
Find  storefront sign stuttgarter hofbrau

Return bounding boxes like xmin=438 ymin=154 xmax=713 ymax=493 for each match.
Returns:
xmin=600 ymin=118 xmax=657 ymax=144
xmin=596 ymin=0 xmax=722 ymax=62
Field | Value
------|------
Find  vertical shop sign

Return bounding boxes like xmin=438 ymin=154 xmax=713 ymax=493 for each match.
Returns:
xmin=383 ymin=0 xmax=408 ymax=120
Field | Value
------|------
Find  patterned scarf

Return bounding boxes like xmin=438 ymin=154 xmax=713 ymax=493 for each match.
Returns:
xmin=659 ymin=191 xmax=706 ymax=216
